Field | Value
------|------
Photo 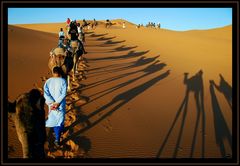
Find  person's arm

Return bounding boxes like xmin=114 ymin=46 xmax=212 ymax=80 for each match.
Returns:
xmin=55 ymin=79 xmax=67 ymax=104
xmin=43 ymin=81 xmax=55 ymax=105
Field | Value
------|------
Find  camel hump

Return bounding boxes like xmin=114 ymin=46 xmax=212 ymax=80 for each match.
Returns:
xmin=53 ymin=48 xmax=65 ymax=56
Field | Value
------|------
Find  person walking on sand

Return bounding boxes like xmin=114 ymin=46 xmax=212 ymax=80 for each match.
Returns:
xmin=58 ymin=28 xmax=65 ymax=47
xmin=44 ymin=66 xmax=67 ymax=147
xmin=122 ymin=22 xmax=126 ymax=29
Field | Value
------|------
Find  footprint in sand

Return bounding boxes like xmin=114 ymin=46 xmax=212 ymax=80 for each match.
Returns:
xmin=71 ymin=81 xmax=80 ymax=87
xmin=71 ymin=93 xmax=80 ymax=101
xmin=47 ymin=152 xmax=56 ymax=158
xmin=67 ymin=140 xmax=79 ymax=152
xmin=102 ymin=119 xmax=113 ymax=132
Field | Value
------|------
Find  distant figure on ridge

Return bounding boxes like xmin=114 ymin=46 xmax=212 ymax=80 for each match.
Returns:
xmin=91 ymin=18 xmax=98 ymax=29
xmin=82 ymin=19 xmax=90 ymax=30
xmin=105 ymin=19 xmax=111 ymax=28
xmin=122 ymin=22 xmax=126 ymax=29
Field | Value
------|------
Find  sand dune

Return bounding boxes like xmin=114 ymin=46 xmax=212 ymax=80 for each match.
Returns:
xmin=8 ymin=19 xmax=232 ymax=158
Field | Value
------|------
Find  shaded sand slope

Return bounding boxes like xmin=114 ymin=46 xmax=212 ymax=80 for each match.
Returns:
xmin=8 ymin=20 xmax=232 ymax=158
xmin=8 ymin=25 xmax=58 ymax=102
xmin=8 ymin=25 xmax=58 ymax=158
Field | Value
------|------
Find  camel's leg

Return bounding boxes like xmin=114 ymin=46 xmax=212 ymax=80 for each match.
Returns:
xmin=67 ymin=75 xmax=72 ymax=92
xmin=72 ymin=52 xmax=77 ymax=82
xmin=15 ymin=119 xmax=33 ymax=158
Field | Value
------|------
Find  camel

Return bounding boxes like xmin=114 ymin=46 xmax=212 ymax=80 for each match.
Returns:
xmin=48 ymin=47 xmax=74 ymax=91
xmin=105 ymin=20 xmax=116 ymax=28
xmin=69 ymin=41 xmax=84 ymax=82
xmin=8 ymin=89 xmax=46 ymax=158
xmin=91 ymin=19 xmax=98 ymax=29
xmin=82 ymin=19 xmax=91 ymax=30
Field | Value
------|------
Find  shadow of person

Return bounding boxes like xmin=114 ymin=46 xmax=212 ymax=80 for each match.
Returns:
xmin=156 ymin=70 xmax=205 ymax=158
xmin=209 ymin=80 xmax=232 ymax=158
xmin=211 ymin=74 xmax=232 ymax=109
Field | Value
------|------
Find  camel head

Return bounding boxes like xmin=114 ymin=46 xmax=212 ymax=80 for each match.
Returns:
xmin=8 ymin=89 xmax=46 ymax=158
xmin=48 ymin=48 xmax=66 ymax=72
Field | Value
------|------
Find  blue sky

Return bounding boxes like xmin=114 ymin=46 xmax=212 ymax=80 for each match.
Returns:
xmin=8 ymin=8 xmax=232 ymax=31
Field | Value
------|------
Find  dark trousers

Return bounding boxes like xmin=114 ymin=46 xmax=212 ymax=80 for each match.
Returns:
xmin=53 ymin=123 xmax=64 ymax=142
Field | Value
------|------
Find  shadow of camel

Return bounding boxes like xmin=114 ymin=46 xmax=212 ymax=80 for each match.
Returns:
xmin=88 ymin=50 xmax=150 ymax=62
xmin=110 ymin=45 xmax=138 ymax=52
xmin=209 ymin=80 xmax=232 ymax=158
xmin=156 ymin=70 xmax=206 ymax=158
xmin=87 ymin=61 xmax=167 ymax=103
xmin=103 ymin=39 xmax=126 ymax=45
xmin=211 ymin=74 xmax=232 ymax=109
xmin=87 ymin=55 xmax=160 ymax=78
xmin=88 ymin=54 xmax=160 ymax=74
xmin=62 ymin=70 xmax=170 ymax=144
xmin=89 ymin=33 xmax=108 ymax=38
xmin=96 ymin=36 xmax=116 ymax=41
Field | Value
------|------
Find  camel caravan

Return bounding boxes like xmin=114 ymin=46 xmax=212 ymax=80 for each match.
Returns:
xmin=8 ymin=18 xmax=93 ymax=158
xmin=7 ymin=18 xmax=132 ymax=158
xmin=50 ymin=19 xmax=90 ymax=91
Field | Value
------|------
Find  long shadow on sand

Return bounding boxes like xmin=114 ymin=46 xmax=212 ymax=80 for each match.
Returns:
xmin=86 ymin=61 xmax=167 ymax=102
xmin=100 ymin=40 xmax=126 ymax=47
xmin=109 ymin=45 xmax=138 ymax=52
xmin=156 ymin=70 xmax=206 ymax=158
xmin=87 ymin=55 xmax=160 ymax=78
xmin=87 ymin=47 xmax=144 ymax=73
xmin=96 ymin=36 xmax=116 ymax=41
xmin=88 ymin=50 xmax=150 ymax=62
xmin=211 ymin=74 xmax=232 ymax=109
xmin=62 ymin=70 xmax=170 ymax=144
xmin=86 ymin=46 xmax=137 ymax=54
xmin=209 ymin=80 xmax=232 ymax=158
xmin=89 ymin=33 xmax=108 ymax=38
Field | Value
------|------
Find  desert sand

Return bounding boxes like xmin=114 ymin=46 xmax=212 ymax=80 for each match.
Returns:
xmin=8 ymin=19 xmax=232 ymax=158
